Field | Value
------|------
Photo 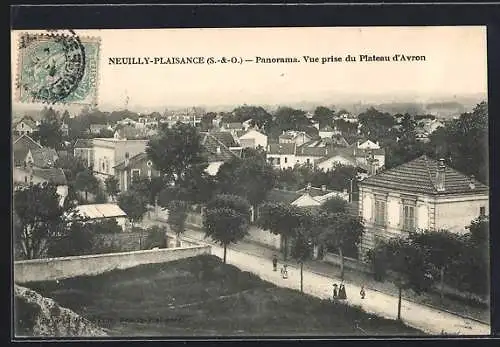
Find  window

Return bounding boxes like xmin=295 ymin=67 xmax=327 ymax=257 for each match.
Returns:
xmin=284 ymin=157 xmax=288 ymax=163
xmin=131 ymin=169 xmax=141 ymax=180
xmin=480 ymin=206 xmax=486 ymax=216
xmin=306 ymin=158 xmax=310 ymax=164
xmin=24 ymin=175 xmax=27 ymax=183
xmin=374 ymin=199 xmax=386 ymax=226
xmin=276 ymin=158 xmax=281 ymax=165
xmin=403 ymin=205 xmax=415 ymax=231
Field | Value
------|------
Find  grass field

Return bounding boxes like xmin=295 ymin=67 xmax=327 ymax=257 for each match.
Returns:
xmin=22 ymin=255 xmax=424 ymax=336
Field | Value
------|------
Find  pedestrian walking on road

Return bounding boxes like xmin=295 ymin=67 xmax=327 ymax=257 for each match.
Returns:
xmin=360 ymin=285 xmax=366 ymax=299
xmin=338 ymin=282 xmax=347 ymax=300
xmin=272 ymin=254 xmax=278 ymax=272
xmin=281 ymin=264 xmax=288 ymax=279
xmin=332 ymin=283 xmax=338 ymax=300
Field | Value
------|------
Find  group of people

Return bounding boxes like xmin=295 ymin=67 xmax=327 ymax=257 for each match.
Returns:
xmin=272 ymin=254 xmax=367 ymax=300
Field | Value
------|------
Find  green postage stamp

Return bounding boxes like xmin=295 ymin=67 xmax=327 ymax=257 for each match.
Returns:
xmin=16 ymin=30 xmax=100 ymax=105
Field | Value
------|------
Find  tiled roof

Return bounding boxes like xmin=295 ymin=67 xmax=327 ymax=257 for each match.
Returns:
xmin=360 ymin=155 xmax=489 ymax=195
xmin=31 ymin=148 xmax=59 ymax=168
xmin=267 ymin=143 xmax=296 ymax=155
xmin=114 ymin=152 xmax=149 ymax=170
xmin=296 ymin=144 xmax=329 ymax=157
xmin=74 ymin=139 xmax=93 ymax=148
xmin=200 ymin=132 xmax=238 ymax=162
xmin=315 ymin=147 xmax=355 ymax=165
xmin=296 ymin=186 xmax=333 ymax=197
xmin=239 ymin=129 xmax=266 ymax=139
xmin=265 ymin=189 xmax=302 ymax=204
xmin=32 ymin=167 xmax=67 ymax=185
xmin=73 ymin=204 xmax=127 ymax=219
xmin=229 ymin=147 xmax=243 ymax=158
xmin=13 ymin=134 xmax=42 ymax=166
xmin=16 ymin=116 xmax=37 ymax=129
xmin=209 ymin=131 xmax=238 ymax=147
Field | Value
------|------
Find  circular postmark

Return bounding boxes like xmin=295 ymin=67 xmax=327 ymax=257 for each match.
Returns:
xmin=18 ymin=30 xmax=86 ymax=104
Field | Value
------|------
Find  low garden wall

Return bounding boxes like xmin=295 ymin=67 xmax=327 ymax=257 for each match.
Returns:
xmin=322 ymin=252 xmax=373 ymax=274
xmin=14 ymin=245 xmax=211 ymax=284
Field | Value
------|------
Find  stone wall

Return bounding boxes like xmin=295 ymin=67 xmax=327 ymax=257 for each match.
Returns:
xmin=14 ymin=245 xmax=211 ymax=283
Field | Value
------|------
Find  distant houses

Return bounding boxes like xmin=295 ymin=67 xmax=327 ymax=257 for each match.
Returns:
xmin=238 ymin=129 xmax=268 ymax=149
xmin=13 ymin=116 xmax=38 ymax=136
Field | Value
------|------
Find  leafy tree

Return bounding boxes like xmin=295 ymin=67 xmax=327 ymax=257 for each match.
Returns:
xmin=216 ymin=156 xmax=276 ymax=215
xmin=117 ymin=190 xmax=148 ymax=228
xmin=56 ymin=155 xmax=87 ymax=185
xmin=47 ymin=218 xmax=95 ymax=258
xmin=143 ymin=225 xmax=168 ymax=249
xmin=313 ymin=106 xmax=335 ymax=129
xmin=257 ymin=202 xmax=302 ymax=260
xmin=97 ymin=128 xmax=114 ymax=138
xmin=290 ymin=225 xmax=314 ymax=293
xmin=369 ymin=237 xmax=433 ymax=320
xmin=34 ymin=108 xmax=64 ymax=149
xmin=204 ymin=194 xmax=251 ymax=263
xmin=357 ymin=107 xmax=395 ymax=141
xmin=167 ymin=200 xmax=189 ymax=247
xmin=14 ymin=183 xmax=65 ymax=259
xmin=409 ymin=230 xmax=464 ymax=301
xmin=74 ymin=169 xmax=99 ymax=203
xmin=318 ymin=212 xmax=364 ymax=280
xmin=200 ymin=112 xmax=217 ymax=131
xmin=146 ymin=122 xmax=207 ymax=184
xmin=320 ymin=196 xmax=348 ymax=215
xmin=104 ymin=176 xmax=120 ymax=201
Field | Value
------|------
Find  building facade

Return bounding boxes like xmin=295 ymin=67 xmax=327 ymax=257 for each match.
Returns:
xmin=114 ymin=152 xmax=161 ymax=192
xmin=357 ymin=155 xmax=489 ymax=260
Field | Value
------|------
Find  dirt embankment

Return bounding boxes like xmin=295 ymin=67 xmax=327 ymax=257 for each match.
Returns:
xmin=14 ymin=284 xmax=108 ymax=337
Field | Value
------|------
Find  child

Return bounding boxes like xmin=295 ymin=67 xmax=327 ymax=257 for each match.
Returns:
xmin=272 ymin=254 xmax=278 ymax=272
xmin=360 ymin=285 xmax=366 ymax=299
xmin=332 ymin=283 xmax=338 ymax=300
xmin=281 ymin=264 xmax=288 ymax=279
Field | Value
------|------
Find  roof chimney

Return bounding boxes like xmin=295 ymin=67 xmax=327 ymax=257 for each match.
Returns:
xmin=435 ymin=158 xmax=446 ymax=192
xmin=469 ymin=175 xmax=476 ymax=190
xmin=321 ymin=184 xmax=326 ymax=192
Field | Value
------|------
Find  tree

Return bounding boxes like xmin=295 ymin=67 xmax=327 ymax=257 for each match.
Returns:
xmin=97 ymin=128 xmax=114 ymax=138
xmin=14 ymin=183 xmax=65 ymax=259
xmin=200 ymin=112 xmax=217 ymax=131
xmin=74 ymin=169 xmax=99 ymax=203
xmin=204 ymin=194 xmax=251 ymax=263
xmin=320 ymin=196 xmax=348 ymax=215
xmin=357 ymin=107 xmax=395 ymax=141
xmin=166 ymin=200 xmax=188 ymax=247
xmin=289 ymin=211 xmax=315 ymax=293
xmin=313 ymin=106 xmax=335 ymax=128
xmin=257 ymin=202 xmax=302 ymax=260
xmin=47 ymin=219 xmax=95 ymax=258
xmin=33 ymin=108 xmax=64 ymax=149
xmin=369 ymin=237 xmax=433 ymax=320
xmin=117 ymin=190 xmax=148 ymax=228
xmin=146 ymin=122 xmax=207 ymax=184
xmin=216 ymin=156 xmax=276 ymax=215
xmin=104 ymin=176 xmax=120 ymax=201
xmin=409 ymin=230 xmax=464 ymax=301
xmin=318 ymin=212 xmax=364 ymax=280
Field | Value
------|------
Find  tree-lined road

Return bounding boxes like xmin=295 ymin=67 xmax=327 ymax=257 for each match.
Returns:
xmin=173 ymin=227 xmax=490 ymax=336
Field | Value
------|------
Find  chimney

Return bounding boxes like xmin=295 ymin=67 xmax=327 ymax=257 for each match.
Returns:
xmin=124 ymin=152 xmax=130 ymax=167
xmin=469 ymin=175 xmax=476 ymax=190
xmin=321 ymin=184 xmax=326 ymax=192
xmin=435 ymin=158 xmax=446 ymax=192
xmin=216 ymin=146 xmax=221 ymax=154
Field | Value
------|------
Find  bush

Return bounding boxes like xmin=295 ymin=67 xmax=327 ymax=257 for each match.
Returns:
xmin=143 ymin=226 xmax=167 ymax=250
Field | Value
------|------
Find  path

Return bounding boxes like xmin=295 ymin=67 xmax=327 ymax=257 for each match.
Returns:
xmin=142 ymin=220 xmax=491 ymax=336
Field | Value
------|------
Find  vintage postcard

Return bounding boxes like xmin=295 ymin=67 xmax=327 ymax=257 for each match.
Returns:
xmin=11 ymin=26 xmax=489 ymax=338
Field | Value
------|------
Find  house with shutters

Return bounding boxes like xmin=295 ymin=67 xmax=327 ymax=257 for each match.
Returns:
xmin=357 ymin=155 xmax=489 ymax=260
xmin=113 ymin=152 xmax=161 ymax=192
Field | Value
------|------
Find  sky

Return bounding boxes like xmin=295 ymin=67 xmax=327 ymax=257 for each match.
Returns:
xmin=11 ymin=26 xmax=487 ymax=111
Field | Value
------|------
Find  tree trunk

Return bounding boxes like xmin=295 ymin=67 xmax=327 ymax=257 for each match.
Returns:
xmin=223 ymin=245 xmax=227 ymax=264
xmin=175 ymin=233 xmax=181 ymax=247
xmin=339 ymin=247 xmax=344 ymax=281
xmin=282 ymin=235 xmax=288 ymax=261
xmin=85 ymin=190 xmax=88 ymax=202
xmin=397 ymin=286 xmax=402 ymax=320
xmin=300 ymin=262 xmax=304 ymax=293
xmin=440 ymin=267 xmax=445 ymax=302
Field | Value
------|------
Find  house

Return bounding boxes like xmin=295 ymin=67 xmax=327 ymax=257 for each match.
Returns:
xmin=357 ymin=155 xmax=489 ymax=259
xmin=356 ymin=139 xmax=380 ymax=150
xmin=92 ymin=138 xmax=149 ymax=179
xmin=242 ymin=118 xmax=253 ymax=131
xmin=318 ymin=125 xmax=335 ymax=139
xmin=220 ymin=122 xmax=244 ymax=137
xmin=238 ymin=129 xmax=268 ymax=149
xmin=315 ymin=147 xmax=358 ymax=172
xmin=113 ymin=152 xmax=161 ymax=192
xmin=60 ymin=122 xmax=69 ymax=136
xmin=296 ymin=184 xmax=350 ymax=204
xmin=327 ymin=133 xmax=350 ymax=147
xmin=89 ymin=124 xmax=107 ymax=135
xmin=266 ymin=143 xmax=296 ymax=169
xmin=13 ymin=166 xmax=68 ymax=206
xmin=73 ymin=139 xmax=94 ymax=168
xmin=13 ymin=116 xmax=38 ymax=136
xmin=117 ymin=118 xmax=138 ymax=127
xmin=114 ymin=126 xmax=151 ymax=140
xmin=200 ymin=132 xmax=239 ymax=175
xmin=278 ymin=131 xmax=312 ymax=146
xmin=415 ymin=128 xmax=430 ymax=142
xmin=136 ymin=115 xmax=159 ymax=129
xmin=71 ymin=203 xmax=128 ymax=231
xmin=423 ymin=119 xmax=445 ymax=135
xmin=209 ymin=131 xmax=239 ymax=148
xmin=295 ymin=140 xmax=331 ymax=167
xmin=24 ymin=147 xmax=59 ymax=168
xmin=13 ymin=134 xmax=42 ymax=167
xmin=353 ymin=147 xmax=386 ymax=171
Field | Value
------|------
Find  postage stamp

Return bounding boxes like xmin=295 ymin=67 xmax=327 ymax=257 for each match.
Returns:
xmin=15 ymin=30 xmax=100 ymax=105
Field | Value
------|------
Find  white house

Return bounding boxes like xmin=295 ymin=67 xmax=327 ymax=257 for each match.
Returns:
xmin=13 ymin=116 xmax=38 ymax=136
xmin=319 ymin=125 xmax=335 ymax=139
xmin=357 ymin=139 xmax=380 ymax=150
xmin=357 ymin=155 xmax=489 ymax=260
xmin=266 ymin=143 xmax=296 ymax=169
xmin=238 ymin=129 xmax=268 ymax=149
xmin=278 ymin=131 xmax=312 ymax=147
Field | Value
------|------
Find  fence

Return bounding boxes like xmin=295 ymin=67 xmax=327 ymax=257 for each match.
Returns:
xmin=14 ymin=245 xmax=211 ymax=283
xmin=322 ymin=252 xmax=373 ymax=274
